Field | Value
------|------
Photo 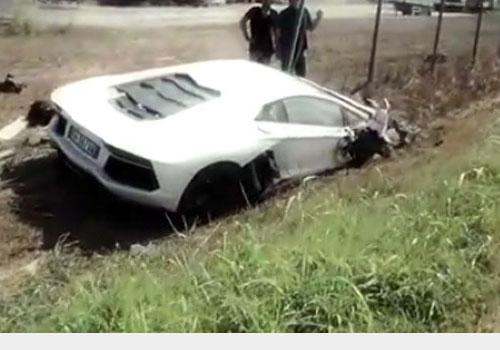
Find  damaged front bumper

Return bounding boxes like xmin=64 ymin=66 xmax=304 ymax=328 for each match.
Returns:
xmin=339 ymin=99 xmax=418 ymax=168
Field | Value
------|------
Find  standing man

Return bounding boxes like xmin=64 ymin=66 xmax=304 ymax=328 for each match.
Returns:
xmin=277 ymin=0 xmax=323 ymax=77
xmin=239 ymin=0 xmax=278 ymax=65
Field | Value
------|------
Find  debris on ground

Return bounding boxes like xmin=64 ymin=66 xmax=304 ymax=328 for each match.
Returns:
xmin=341 ymin=128 xmax=391 ymax=168
xmin=0 ymin=160 xmax=6 ymax=176
xmin=26 ymin=100 xmax=57 ymax=128
xmin=0 ymin=149 xmax=14 ymax=176
xmin=387 ymin=110 xmax=421 ymax=147
xmin=0 ymin=117 xmax=28 ymax=141
xmin=23 ymin=128 xmax=50 ymax=147
xmin=0 ymin=149 xmax=15 ymax=161
xmin=0 ymin=74 xmax=26 ymax=94
xmin=129 ymin=243 xmax=160 ymax=257
xmin=339 ymin=97 xmax=421 ymax=168
xmin=424 ymin=53 xmax=448 ymax=65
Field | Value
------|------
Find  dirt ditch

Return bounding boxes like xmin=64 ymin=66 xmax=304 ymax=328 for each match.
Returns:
xmin=1 ymin=16 xmax=500 ymax=282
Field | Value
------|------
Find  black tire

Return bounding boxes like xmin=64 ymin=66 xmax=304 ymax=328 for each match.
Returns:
xmin=178 ymin=163 xmax=245 ymax=215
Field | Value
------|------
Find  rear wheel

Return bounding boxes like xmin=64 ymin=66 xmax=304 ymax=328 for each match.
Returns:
xmin=178 ymin=163 xmax=245 ymax=215
xmin=192 ymin=176 xmax=243 ymax=214
xmin=178 ymin=157 xmax=277 ymax=215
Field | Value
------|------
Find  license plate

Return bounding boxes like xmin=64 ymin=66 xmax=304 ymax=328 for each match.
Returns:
xmin=68 ymin=126 xmax=100 ymax=159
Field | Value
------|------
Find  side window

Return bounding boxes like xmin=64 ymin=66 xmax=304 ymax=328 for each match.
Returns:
xmin=256 ymin=100 xmax=289 ymax=123
xmin=283 ymin=97 xmax=343 ymax=127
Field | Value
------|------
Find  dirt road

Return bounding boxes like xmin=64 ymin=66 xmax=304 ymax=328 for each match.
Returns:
xmin=20 ymin=1 xmax=474 ymax=28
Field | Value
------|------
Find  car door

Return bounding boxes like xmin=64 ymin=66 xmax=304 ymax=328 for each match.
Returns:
xmin=256 ymin=96 xmax=352 ymax=179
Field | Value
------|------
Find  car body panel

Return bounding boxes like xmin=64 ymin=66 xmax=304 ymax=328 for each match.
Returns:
xmin=49 ymin=59 xmax=376 ymax=211
xmin=256 ymin=121 xmax=351 ymax=178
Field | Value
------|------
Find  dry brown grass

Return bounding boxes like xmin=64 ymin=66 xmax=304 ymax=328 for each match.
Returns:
xmin=372 ymin=50 xmax=500 ymax=127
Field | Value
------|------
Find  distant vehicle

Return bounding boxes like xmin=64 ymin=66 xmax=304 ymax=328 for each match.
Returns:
xmin=48 ymin=60 xmax=397 ymax=213
xmin=433 ymin=0 xmax=495 ymax=11
xmin=464 ymin=0 xmax=495 ymax=10
xmin=434 ymin=0 xmax=465 ymax=12
xmin=36 ymin=0 xmax=82 ymax=8
xmin=201 ymin=0 xmax=227 ymax=6
xmin=391 ymin=0 xmax=433 ymax=16
xmin=37 ymin=0 xmax=81 ymax=3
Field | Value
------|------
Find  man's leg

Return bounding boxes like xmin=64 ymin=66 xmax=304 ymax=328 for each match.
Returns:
xmin=259 ymin=53 xmax=273 ymax=65
xmin=281 ymin=56 xmax=288 ymax=71
xmin=281 ymin=51 xmax=294 ymax=72
xmin=279 ymin=47 xmax=292 ymax=72
xmin=249 ymin=49 xmax=259 ymax=62
xmin=250 ymin=49 xmax=272 ymax=65
xmin=294 ymin=51 xmax=307 ymax=77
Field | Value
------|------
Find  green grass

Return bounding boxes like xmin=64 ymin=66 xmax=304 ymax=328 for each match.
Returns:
xmin=2 ymin=113 xmax=500 ymax=332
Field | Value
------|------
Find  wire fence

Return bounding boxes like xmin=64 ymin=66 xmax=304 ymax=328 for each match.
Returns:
xmin=362 ymin=0 xmax=491 ymax=85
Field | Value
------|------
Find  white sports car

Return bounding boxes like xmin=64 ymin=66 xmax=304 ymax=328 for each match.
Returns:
xmin=48 ymin=59 xmax=392 ymax=213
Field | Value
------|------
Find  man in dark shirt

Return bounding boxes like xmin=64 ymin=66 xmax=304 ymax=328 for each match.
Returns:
xmin=277 ymin=0 xmax=323 ymax=77
xmin=239 ymin=0 xmax=278 ymax=65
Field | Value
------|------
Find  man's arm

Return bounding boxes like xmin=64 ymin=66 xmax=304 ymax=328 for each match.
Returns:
xmin=271 ymin=11 xmax=279 ymax=54
xmin=239 ymin=9 xmax=253 ymax=42
xmin=274 ymin=12 xmax=282 ymax=58
xmin=239 ymin=13 xmax=251 ymax=42
xmin=306 ymin=9 xmax=323 ymax=31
